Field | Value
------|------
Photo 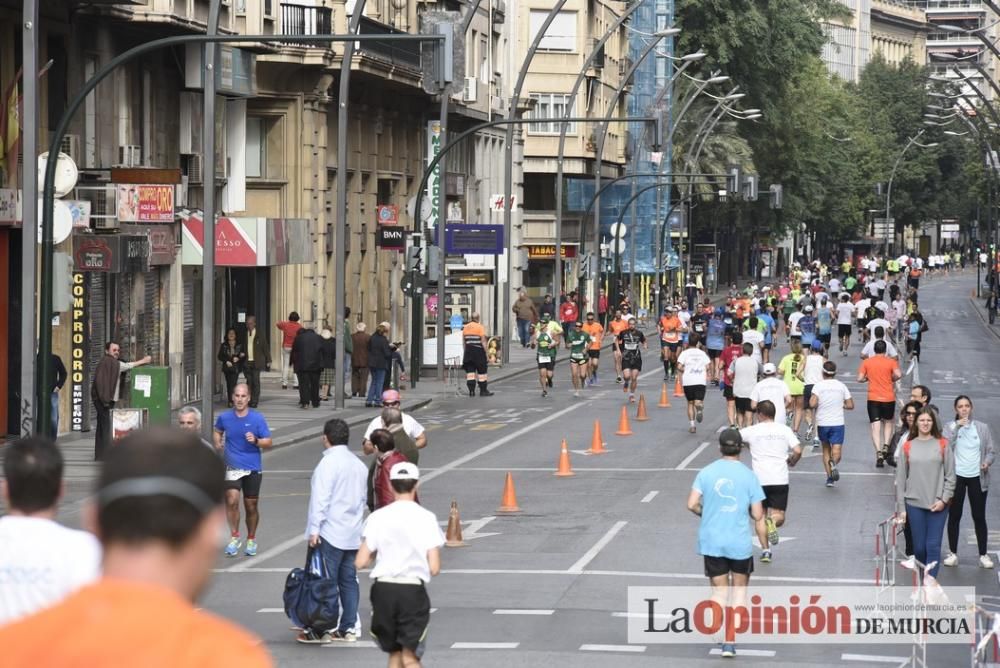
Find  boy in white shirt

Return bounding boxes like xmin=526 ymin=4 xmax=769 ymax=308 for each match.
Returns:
xmin=356 ymin=463 xmax=444 ymax=667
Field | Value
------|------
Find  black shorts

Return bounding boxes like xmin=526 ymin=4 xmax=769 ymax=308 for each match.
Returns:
xmin=819 ymin=333 xmax=832 ymax=345
xmin=704 ymin=555 xmax=754 ymax=578
xmin=858 ymin=318 xmax=869 ymax=331
xmin=683 ymin=385 xmax=706 ymax=402
xmin=723 ymin=385 xmax=734 ymax=400
xmin=707 ymin=348 xmax=722 ymax=359
xmin=571 ymin=356 xmax=589 ymax=367
xmin=802 ymin=384 xmax=813 ymax=406
xmin=537 ymin=360 xmax=555 ymax=371
xmin=462 ymin=346 xmax=488 ymax=375
xmin=370 ymin=581 xmax=431 ymax=656
xmin=734 ymin=396 xmax=752 ymax=413
xmin=588 ymin=350 xmax=601 ymax=359
xmin=838 ymin=324 xmax=852 ymax=338
xmin=762 ymin=484 xmax=789 ymax=511
xmin=622 ymin=355 xmax=642 ymax=371
xmin=224 ymin=470 xmax=263 ymax=498
xmin=866 ymin=400 xmax=895 ymax=423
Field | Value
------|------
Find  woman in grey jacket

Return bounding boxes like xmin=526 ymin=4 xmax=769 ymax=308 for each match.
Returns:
xmin=895 ymin=408 xmax=956 ymax=582
xmin=942 ymin=395 xmax=995 ymax=569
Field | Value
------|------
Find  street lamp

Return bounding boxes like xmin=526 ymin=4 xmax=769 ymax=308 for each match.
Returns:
xmin=885 ymin=129 xmax=939 ymax=255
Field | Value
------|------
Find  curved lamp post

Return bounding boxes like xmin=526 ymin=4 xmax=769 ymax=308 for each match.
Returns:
xmin=886 ymin=129 xmax=939 ymax=255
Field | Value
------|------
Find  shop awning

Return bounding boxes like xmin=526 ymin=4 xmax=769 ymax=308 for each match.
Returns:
xmin=178 ymin=209 xmax=313 ymax=267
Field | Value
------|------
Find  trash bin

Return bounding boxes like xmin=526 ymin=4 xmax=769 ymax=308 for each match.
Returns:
xmin=129 ymin=366 xmax=171 ymax=425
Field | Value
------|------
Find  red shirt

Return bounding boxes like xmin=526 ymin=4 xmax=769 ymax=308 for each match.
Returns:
xmin=374 ymin=450 xmax=416 ymax=510
xmin=276 ymin=321 xmax=302 ymax=348
xmin=559 ymin=302 xmax=578 ymax=323
xmin=720 ymin=344 xmax=742 ymax=384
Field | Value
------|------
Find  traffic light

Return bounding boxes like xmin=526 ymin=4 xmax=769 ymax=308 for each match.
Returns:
xmin=406 ymin=233 xmax=424 ymax=273
xmin=427 ymin=245 xmax=441 ymax=283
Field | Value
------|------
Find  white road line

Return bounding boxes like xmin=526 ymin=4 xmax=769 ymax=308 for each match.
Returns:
xmin=568 ymin=521 xmax=628 ymax=574
xmin=322 ymin=641 xmax=378 ymax=649
xmin=710 ymin=648 xmax=775 ymax=657
xmin=223 ymin=535 xmax=304 ymax=573
xmin=451 ymin=642 xmax=520 ymax=649
xmin=580 ymin=644 xmax=646 ymax=653
xmin=640 ymin=490 xmax=659 ymax=503
xmin=256 ymin=607 xmax=284 ymax=613
xmin=840 ymin=653 xmax=910 ymax=664
xmin=678 ymin=441 xmax=711 ymax=470
xmin=492 ymin=609 xmax=555 ymax=616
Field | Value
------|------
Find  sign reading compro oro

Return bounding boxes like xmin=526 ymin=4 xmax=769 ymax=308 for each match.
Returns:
xmin=116 ymin=184 xmax=175 ymax=223
xmin=527 ymin=244 xmax=578 ymax=260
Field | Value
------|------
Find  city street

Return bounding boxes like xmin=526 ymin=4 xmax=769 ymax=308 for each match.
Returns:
xmin=179 ymin=273 xmax=1000 ymax=666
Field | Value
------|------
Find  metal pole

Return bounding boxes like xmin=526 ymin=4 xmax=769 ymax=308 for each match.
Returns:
xmin=22 ymin=0 xmax=40 ymax=435
xmin=885 ymin=131 xmax=924 ymax=263
xmin=200 ymin=0 xmax=221 ymax=442
xmin=336 ymin=0 xmax=366 ymax=408
xmin=436 ymin=93 xmax=447 ymax=381
xmin=502 ymin=0 xmax=570 ymax=364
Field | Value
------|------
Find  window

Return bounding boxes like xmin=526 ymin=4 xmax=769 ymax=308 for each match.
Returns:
xmin=479 ymin=35 xmax=489 ymax=84
xmin=528 ymin=93 xmax=575 ymax=134
xmin=529 ymin=10 xmax=577 ymax=52
xmin=245 ymin=116 xmax=265 ymax=178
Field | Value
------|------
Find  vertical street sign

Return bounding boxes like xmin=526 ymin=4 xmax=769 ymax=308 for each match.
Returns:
xmin=427 ymin=120 xmax=442 ymax=236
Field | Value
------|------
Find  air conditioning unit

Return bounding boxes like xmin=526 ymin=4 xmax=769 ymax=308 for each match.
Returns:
xmin=93 ymin=217 xmax=120 ymax=231
xmin=117 ymin=144 xmax=141 ymax=167
xmin=463 ymin=77 xmax=478 ymax=103
xmin=186 ymin=154 xmax=204 ymax=184
xmin=60 ymin=135 xmax=80 ymax=164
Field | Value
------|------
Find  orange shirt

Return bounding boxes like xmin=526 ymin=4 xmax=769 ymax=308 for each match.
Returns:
xmin=859 ymin=355 xmax=899 ymax=402
xmin=609 ymin=318 xmax=629 ymax=336
xmin=659 ymin=315 xmax=681 ymax=343
xmin=0 ymin=579 xmax=273 ymax=668
xmin=582 ymin=322 xmax=604 ymax=350
xmin=463 ymin=321 xmax=487 ymax=346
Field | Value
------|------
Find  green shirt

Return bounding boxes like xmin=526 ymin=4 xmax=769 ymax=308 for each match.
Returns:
xmin=567 ymin=330 xmax=592 ymax=359
xmin=536 ymin=332 xmax=557 ymax=361
xmin=844 ymin=276 xmax=858 ymax=291
xmin=782 ymin=298 xmax=796 ymax=315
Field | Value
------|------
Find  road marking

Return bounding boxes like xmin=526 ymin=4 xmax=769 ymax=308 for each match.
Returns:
xmin=257 ymin=607 xmax=284 ymax=613
xmin=678 ymin=441 xmax=711 ymax=470
xmin=421 ymin=401 xmax=589 ymax=485
xmin=223 ymin=535 xmax=304 ymax=572
xmin=716 ymin=425 xmax=727 ymax=433
xmin=710 ymin=648 xmax=775 ymax=657
xmin=492 ymin=609 xmax=555 ymax=615
xmin=640 ymin=490 xmax=659 ymax=503
xmin=463 ymin=516 xmax=501 ymax=541
xmin=568 ymin=521 xmax=628 ymax=574
xmin=322 ymin=641 xmax=378 ymax=649
xmin=451 ymin=642 xmax=520 ymax=649
xmin=580 ymin=644 xmax=646 ymax=653
xmin=841 ymin=653 xmax=910 ymax=664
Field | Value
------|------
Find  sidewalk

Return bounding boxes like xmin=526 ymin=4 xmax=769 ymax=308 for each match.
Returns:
xmin=969 ymin=291 xmax=1000 ymax=341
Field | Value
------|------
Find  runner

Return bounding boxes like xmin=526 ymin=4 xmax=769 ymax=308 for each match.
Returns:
xmin=608 ymin=309 xmax=629 ymax=384
xmin=581 ymin=311 xmax=604 ymax=386
xmin=739 ymin=400 xmax=803 ymax=563
xmin=816 ymin=296 xmax=834 ymax=354
xmin=705 ymin=307 xmax=728 ymax=384
xmin=857 ymin=340 xmax=902 ymax=467
xmin=836 ymin=293 xmax=854 ymax=356
xmin=531 ymin=314 xmax=559 ymax=397
xmin=461 ymin=313 xmax=492 ymax=397
xmin=856 ymin=290 xmax=872 ymax=343
xmin=566 ymin=321 xmax=593 ymax=398
xmin=809 ymin=360 xmax=854 ymax=487
xmin=778 ymin=341 xmax=806 ymax=433
xmin=741 ymin=316 xmax=765 ymax=366
xmin=617 ymin=316 xmax=648 ymax=403
xmin=781 ymin=292 xmax=797 ymax=340
xmin=786 ymin=304 xmax=804 ymax=344
xmin=558 ymin=295 xmax=578 ymax=348
xmin=758 ymin=303 xmax=777 ymax=364
xmin=729 ymin=342 xmax=760 ymax=428
xmin=214 ymin=383 xmax=274 ymax=557
xmin=686 ymin=428 xmax=765 ymax=659
xmin=860 ymin=325 xmax=898 ymax=360
xmin=802 ymin=340 xmax=827 ymax=446
xmin=677 ymin=334 xmax=712 ymax=434
xmin=798 ymin=305 xmax=817 ymax=350
xmin=750 ymin=363 xmax=793 ymax=428
xmin=720 ymin=331 xmax=745 ymax=428
xmin=658 ymin=306 xmax=685 ymax=380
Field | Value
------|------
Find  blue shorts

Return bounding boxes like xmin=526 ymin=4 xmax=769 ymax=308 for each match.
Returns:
xmin=817 ymin=425 xmax=845 ymax=446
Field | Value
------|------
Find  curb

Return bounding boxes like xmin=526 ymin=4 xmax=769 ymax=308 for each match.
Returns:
xmin=969 ymin=296 xmax=1000 ymax=343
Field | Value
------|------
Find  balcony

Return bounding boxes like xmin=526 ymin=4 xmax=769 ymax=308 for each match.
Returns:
xmin=279 ymin=2 xmax=332 ymax=45
xmin=357 ymin=17 xmax=421 ymax=71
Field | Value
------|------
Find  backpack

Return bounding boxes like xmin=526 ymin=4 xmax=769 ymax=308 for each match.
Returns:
xmin=902 ymin=437 xmax=947 ymax=464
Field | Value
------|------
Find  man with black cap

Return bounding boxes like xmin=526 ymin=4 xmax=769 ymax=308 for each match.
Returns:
xmin=687 ymin=428 xmax=765 ymax=659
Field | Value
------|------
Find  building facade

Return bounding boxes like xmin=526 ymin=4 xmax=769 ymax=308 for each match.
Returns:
xmin=820 ymin=0 xmax=928 ymax=81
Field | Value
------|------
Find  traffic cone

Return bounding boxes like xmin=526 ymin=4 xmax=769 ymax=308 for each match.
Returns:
xmin=674 ymin=376 xmax=684 ymax=397
xmin=554 ymin=439 xmax=576 ymax=476
xmin=497 ymin=472 xmax=521 ymax=512
xmin=658 ymin=382 xmax=671 ymax=408
xmin=444 ymin=500 xmax=467 ymax=547
xmin=614 ymin=406 xmax=633 ymax=436
xmin=589 ymin=420 xmax=609 ymax=453
xmin=635 ymin=394 xmax=649 ymax=421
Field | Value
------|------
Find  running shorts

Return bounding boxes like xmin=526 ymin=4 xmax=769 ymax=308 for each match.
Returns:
xmin=224 ymin=470 xmax=262 ymax=498
xmin=683 ymin=385 xmax=706 ymax=402
xmin=571 ymin=355 xmax=588 ymax=366
xmin=761 ymin=484 xmax=789 ymax=511
xmin=707 ymin=348 xmax=722 ymax=359
xmin=802 ymin=384 xmax=814 ymax=406
xmin=866 ymin=400 xmax=895 ymax=423
xmin=734 ymin=396 xmax=752 ymax=413
xmin=588 ymin=350 xmax=601 ymax=359
xmin=370 ymin=581 xmax=431 ymax=656
xmin=704 ymin=555 xmax=754 ymax=578
xmin=838 ymin=324 xmax=852 ymax=338
xmin=817 ymin=425 xmax=845 ymax=445
xmin=622 ymin=354 xmax=642 ymax=371
xmin=723 ymin=385 xmax=734 ymax=400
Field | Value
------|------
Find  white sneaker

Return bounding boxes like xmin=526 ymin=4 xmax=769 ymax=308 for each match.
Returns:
xmin=980 ymin=554 xmax=995 ymax=569
xmin=900 ymin=555 xmax=915 ymax=569
xmin=943 ymin=552 xmax=958 ymax=567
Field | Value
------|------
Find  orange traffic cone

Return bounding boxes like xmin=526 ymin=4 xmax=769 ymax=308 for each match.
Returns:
xmin=674 ymin=376 xmax=684 ymax=397
xmin=445 ymin=500 xmax=467 ymax=547
xmin=497 ymin=472 xmax=521 ymax=512
xmin=635 ymin=394 xmax=649 ymax=421
xmin=589 ymin=420 xmax=609 ymax=453
xmin=555 ymin=439 xmax=576 ymax=476
xmin=658 ymin=382 xmax=672 ymax=408
xmin=614 ymin=406 xmax=633 ymax=436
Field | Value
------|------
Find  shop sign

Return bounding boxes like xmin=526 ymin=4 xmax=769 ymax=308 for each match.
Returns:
xmin=67 ymin=201 xmax=91 ymax=228
xmin=121 ymin=224 xmax=177 ymax=265
xmin=181 ymin=212 xmax=313 ymax=266
xmin=0 ymin=188 xmax=17 ymax=223
xmin=448 ymin=269 xmax=495 ymax=285
xmin=376 ymin=205 xmax=399 ymax=225
xmin=72 ymin=234 xmax=150 ymax=273
xmin=427 ymin=121 xmax=442 ymax=231
xmin=74 ymin=236 xmax=115 ymax=271
xmin=116 ymin=184 xmax=175 ymax=223
xmin=70 ymin=272 xmax=88 ymax=432
xmin=444 ymin=224 xmax=504 ymax=255
xmin=526 ymin=244 xmax=578 ymax=260
xmin=377 ymin=225 xmax=405 ymax=250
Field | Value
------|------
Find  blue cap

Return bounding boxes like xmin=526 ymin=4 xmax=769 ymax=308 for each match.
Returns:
xmin=811 ymin=339 xmax=824 ymax=351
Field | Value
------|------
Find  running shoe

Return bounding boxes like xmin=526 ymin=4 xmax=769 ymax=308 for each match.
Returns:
xmin=629 ymin=393 xmax=636 ymax=404
xmin=760 ymin=550 xmax=772 ymax=563
xmin=943 ymin=552 xmax=958 ymax=567
xmin=616 ymin=376 xmax=623 ymax=384
xmin=899 ymin=555 xmax=915 ymax=569
xmin=875 ymin=455 xmax=885 ymax=468
xmin=689 ymin=426 xmax=696 ymax=434
xmin=830 ymin=464 xmax=840 ymax=482
xmin=224 ymin=537 xmax=242 ymax=557
xmin=765 ymin=517 xmax=779 ymax=545
xmin=696 ymin=406 xmax=704 ymax=423
xmin=548 ymin=377 xmax=553 ymax=388
xmin=825 ymin=476 xmax=834 ymax=488
xmin=720 ymin=643 xmax=736 ymax=658
xmin=980 ymin=554 xmax=995 ymax=569
xmin=330 ymin=630 xmax=358 ymax=643
xmin=542 ymin=390 xmax=548 ymax=397
xmin=245 ymin=539 xmax=258 ymax=556
xmin=573 ymin=390 xmax=580 ymax=398
xmin=296 ymin=630 xmax=333 ymax=644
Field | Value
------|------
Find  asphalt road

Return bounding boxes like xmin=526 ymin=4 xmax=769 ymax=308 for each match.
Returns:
xmin=193 ymin=272 xmax=1000 ymax=665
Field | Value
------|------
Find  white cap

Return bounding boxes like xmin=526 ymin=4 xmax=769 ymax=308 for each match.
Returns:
xmin=875 ymin=301 xmax=889 ymax=311
xmin=762 ymin=362 xmax=777 ymax=375
xmin=804 ymin=305 xmax=814 ymax=312
xmin=389 ymin=462 xmax=420 ymax=481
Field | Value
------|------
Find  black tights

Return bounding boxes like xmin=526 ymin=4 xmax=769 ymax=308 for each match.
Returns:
xmin=948 ymin=475 xmax=989 ymax=555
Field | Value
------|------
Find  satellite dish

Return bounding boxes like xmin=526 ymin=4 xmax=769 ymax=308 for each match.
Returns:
xmin=406 ymin=196 xmax=433 ymax=223
xmin=609 ymin=222 xmax=628 ymax=239
xmin=37 ymin=199 xmax=73 ymax=245
xmin=610 ymin=237 xmax=626 ymax=254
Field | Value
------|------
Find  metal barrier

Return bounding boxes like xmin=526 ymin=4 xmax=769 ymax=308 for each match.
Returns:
xmin=972 ymin=605 xmax=1000 ymax=667
xmin=443 ymin=356 xmax=467 ymax=397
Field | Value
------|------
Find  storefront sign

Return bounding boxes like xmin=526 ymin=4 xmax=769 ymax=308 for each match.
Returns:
xmin=180 ymin=211 xmax=313 ymax=266
xmin=74 ymin=237 xmax=115 ymax=271
xmin=73 ymin=234 xmax=150 ymax=273
xmin=120 ymin=224 xmax=177 ymax=265
xmin=67 ymin=201 xmax=91 ymax=228
xmin=116 ymin=184 xmax=175 ymax=223
xmin=427 ymin=121 xmax=442 ymax=231
xmin=0 ymin=188 xmax=17 ymax=223
xmin=448 ymin=269 xmax=495 ymax=286
xmin=527 ymin=244 xmax=578 ymax=260
xmin=376 ymin=204 xmax=399 ymax=225
xmin=70 ymin=272 xmax=88 ymax=431
xmin=444 ymin=224 xmax=504 ymax=255
xmin=377 ymin=225 xmax=405 ymax=250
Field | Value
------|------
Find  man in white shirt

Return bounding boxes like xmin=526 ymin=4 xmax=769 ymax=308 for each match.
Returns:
xmin=729 ymin=343 xmax=760 ymax=428
xmin=0 ymin=436 xmax=101 ymax=625
xmin=835 ymin=294 xmax=854 ymax=356
xmin=677 ymin=335 xmax=712 ymax=434
xmin=739 ymin=400 xmax=802 ymax=563
xmin=741 ymin=318 xmax=765 ymax=366
xmin=828 ymin=276 xmax=841 ymax=299
xmin=809 ymin=361 xmax=854 ymax=489
xmin=749 ymin=363 xmax=792 ymax=427
xmin=786 ymin=306 xmax=804 ymax=341
xmin=300 ymin=418 xmax=368 ymax=644
xmin=363 ymin=390 xmax=426 ymax=455
xmin=865 ymin=304 xmax=892 ymax=342
xmin=356 ymin=463 xmax=444 ymax=667
xmin=860 ymin=325 xmax=898 ymax=359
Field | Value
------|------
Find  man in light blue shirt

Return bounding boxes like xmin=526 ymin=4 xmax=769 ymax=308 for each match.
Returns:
xmin=302 ymin=418 xmax=368 ymax=643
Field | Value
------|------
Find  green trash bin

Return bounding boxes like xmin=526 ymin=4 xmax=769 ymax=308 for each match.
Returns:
xmin=129 ymin=366 xmax=171 ymax=426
